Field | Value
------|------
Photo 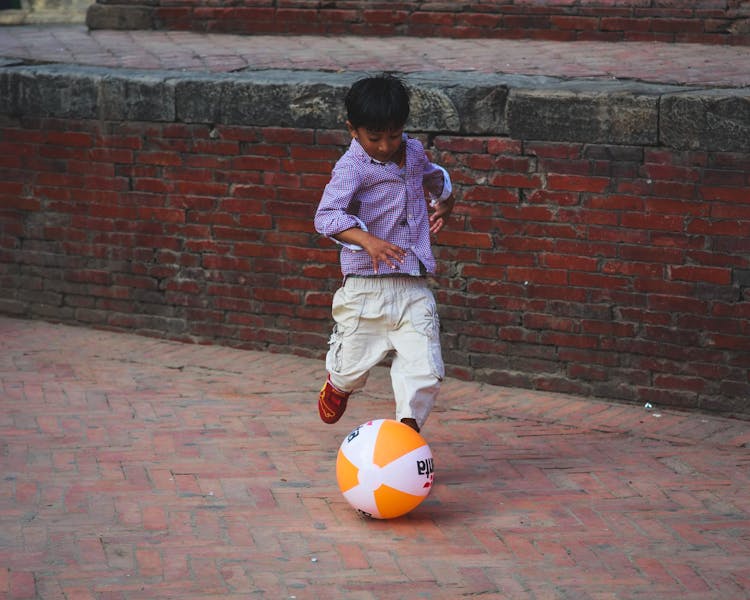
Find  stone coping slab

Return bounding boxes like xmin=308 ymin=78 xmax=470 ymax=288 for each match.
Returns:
xmin=2 ymin=63 xmax=750 ymax=152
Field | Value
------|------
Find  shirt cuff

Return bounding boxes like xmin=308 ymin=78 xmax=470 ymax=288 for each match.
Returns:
xmin=430 ymin=165 xmax=453 ymax=205
xmin=331 ymin=216 xmax=368 ymax=251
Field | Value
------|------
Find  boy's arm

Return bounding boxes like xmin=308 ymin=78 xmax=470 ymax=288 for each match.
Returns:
xmin=429 ymin=194 xmax=455 ymax=235
xmin=315 ymin=162 xmax=366 ymax=248
xmin=423 ymin=163 xmax=452 ymax=204
xmin=422 ymin=158 xmax=455 ymax=234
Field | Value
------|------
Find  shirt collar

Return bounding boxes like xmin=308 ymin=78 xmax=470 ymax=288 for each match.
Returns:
xmin=350 ymin=134 xmax=408 ymax=166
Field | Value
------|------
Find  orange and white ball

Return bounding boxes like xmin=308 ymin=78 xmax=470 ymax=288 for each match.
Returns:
xmin=336 ymin=419 xmax=434 ymax=519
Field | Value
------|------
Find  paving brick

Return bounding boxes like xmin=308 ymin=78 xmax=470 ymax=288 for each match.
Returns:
xmin=0 ymin=316 xmax=749 ymax=598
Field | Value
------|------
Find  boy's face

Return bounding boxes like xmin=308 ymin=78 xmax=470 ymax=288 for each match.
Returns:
xmin=347 ymin=122 xmax=404 ymax=164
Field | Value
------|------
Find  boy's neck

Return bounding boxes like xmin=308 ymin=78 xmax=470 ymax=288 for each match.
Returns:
xmin=360 ymin=138 xmax=405 ymax=168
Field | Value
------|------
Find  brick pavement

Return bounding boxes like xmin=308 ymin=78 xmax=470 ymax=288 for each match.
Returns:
xmin=1 ymin=315 xmax=749 ymax=599
xmin=0 ymin=25 xmax=749 ymax=87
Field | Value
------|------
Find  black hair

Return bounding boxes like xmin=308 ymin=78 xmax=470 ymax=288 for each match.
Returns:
xmin=345 ymin=73 xmax=410 ymax=131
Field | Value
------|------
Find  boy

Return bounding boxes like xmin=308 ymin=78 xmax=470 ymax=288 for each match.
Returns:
xmin=314 ymin=73 xmax=455 ymax=433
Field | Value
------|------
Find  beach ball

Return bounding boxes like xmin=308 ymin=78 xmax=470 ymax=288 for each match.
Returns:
xmin=336 ymin=419 xmax=434 ymax=519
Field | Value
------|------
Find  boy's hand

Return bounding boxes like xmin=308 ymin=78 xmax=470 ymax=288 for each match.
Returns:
xmin=429 ymin=194 xmax=455 ymax=235
xmin=334 ymin=228 xmax=405 ymax=274
xmin=360 ymin=235 xmax=406 ymax=274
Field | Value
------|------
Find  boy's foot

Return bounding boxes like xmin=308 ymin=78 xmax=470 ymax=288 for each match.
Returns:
xmin=318 ymin=376 xmax=350 ymax=424
xmin=400 ymin=418 xmax=420 ymax=433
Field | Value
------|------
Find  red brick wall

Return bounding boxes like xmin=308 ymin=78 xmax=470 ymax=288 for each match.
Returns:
xmin=92 ymin=0 xmax=750 ymax=44
xmin=2 ymin=116 xmax=749 ymax=413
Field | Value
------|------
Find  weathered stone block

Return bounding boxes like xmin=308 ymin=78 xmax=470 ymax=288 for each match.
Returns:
xmin=175 ymin=74 xmax=232 ymax=124
xmin=405 ymin=82 xmax=461 ymax=132
xmin=0 ymin=65 xmax=100 ymax=119
xmin=98 ymin=71 xmax=176 ymax=122
xmin=661 ymin=89 xmax=750 ymax=153
xmin=407 ymin=72 xmax=512 ymax=134
xmin=218 ymin=71 xmax=351 ymax=129
xmin=86 ymin=3 xmax=154 ymax=29
xmin=507 ymin=81 xmax=667 ymax=145
xmin=451 ymin=84 xmax=508 ymax=135
xmin=0 ymin=70 xmax=18 ymax=116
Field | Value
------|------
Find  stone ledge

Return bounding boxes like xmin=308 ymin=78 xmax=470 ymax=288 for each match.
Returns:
xmin=86 ymin=3 xmax=155 ymax=30
xmin=1 ymin=63 xmax=749 ymax=152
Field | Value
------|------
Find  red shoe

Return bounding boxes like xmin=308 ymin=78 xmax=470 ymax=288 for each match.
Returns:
xmin=318 ymin=376 xmax=350 ymax=424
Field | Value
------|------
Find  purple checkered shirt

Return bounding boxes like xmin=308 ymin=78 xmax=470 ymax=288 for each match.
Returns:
xmin=315 ymin=135 xmax=451 ymax=277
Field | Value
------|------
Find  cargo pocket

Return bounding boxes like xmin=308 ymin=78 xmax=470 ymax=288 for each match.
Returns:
xmin=327 ymin=286 xmax=365 ymax=374
xmin=326 ymin=323 xmax=345 ymax=374
xmin=409 ymin=288 xmax=445 ymax=381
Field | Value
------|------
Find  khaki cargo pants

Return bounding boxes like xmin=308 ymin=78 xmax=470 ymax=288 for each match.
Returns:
xmin=325 ymin=275 xmax=445 ymax=430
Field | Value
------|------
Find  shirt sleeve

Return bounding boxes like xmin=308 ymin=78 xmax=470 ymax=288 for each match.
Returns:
xmin=422 ymin=161 xmax=453 ymax=204
xmin=314 ymin=160 xmax=366 ymax=245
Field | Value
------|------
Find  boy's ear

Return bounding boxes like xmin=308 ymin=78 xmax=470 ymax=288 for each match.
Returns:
xmin=346 ymin=121 xmax=358 ymax=139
